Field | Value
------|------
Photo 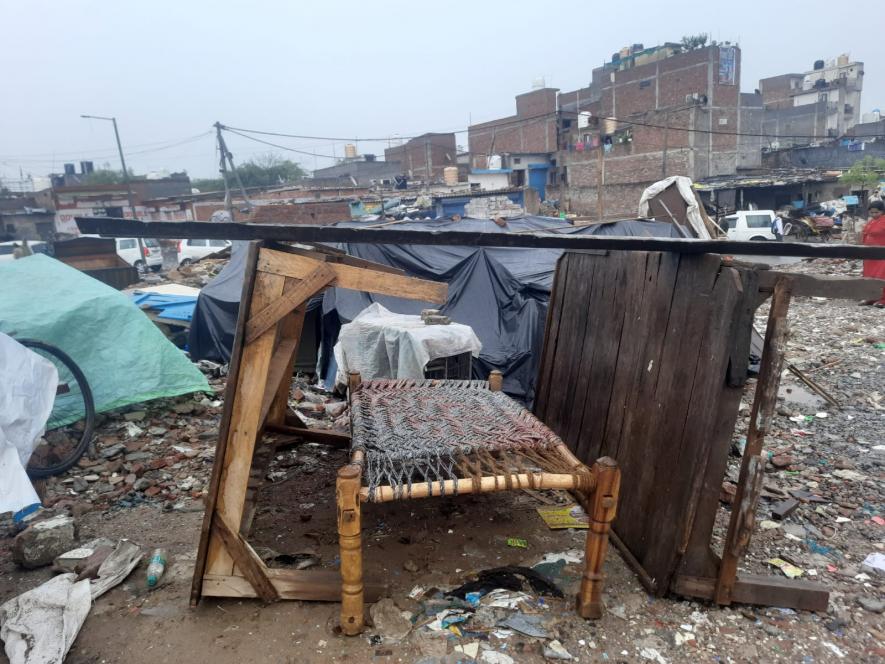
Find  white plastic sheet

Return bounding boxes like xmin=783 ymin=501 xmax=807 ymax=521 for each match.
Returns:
xmin=0 ymin=333 xmax=58 ymax=514
xmin=0 ymin=573 xmax=91 ymax=664
xmin=638 ymin=175 xmax=712 ymax=240
xmin=332 ymin=303 xmax=482 ymax=386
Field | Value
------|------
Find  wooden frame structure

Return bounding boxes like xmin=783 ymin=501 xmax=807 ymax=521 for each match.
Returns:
xmin=534 ymin=251 xmax=835 ymax=612
xmin=337 ymin=371 xmax=621 ymax=635
xmin=191 ymin=241 xmax=448 ymax=606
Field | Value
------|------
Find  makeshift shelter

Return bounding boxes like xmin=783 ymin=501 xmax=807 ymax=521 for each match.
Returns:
xmin=188 ymin=216 xmax=680 ymax=402
xmin=0 ymin=254 xmax=210 ymax=415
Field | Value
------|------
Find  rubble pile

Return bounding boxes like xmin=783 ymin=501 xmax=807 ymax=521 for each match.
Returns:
xmin=29 ymin=369 xmax=348 ymax=519
xmin=716 ymin=257 xmax=885 ymax=625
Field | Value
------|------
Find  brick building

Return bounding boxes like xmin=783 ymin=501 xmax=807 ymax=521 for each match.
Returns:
xmin=554 ymin=43 xmax=763 ymax=218
xmin=759 ymin=55 xmax=864 ymax=149
xmin=192 ymin=199 xmax=351 ymax=225
xmin=383 ymin=133 xmax=457 ymax=183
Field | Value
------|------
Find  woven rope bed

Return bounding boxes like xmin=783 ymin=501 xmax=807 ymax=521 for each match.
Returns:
xmin=350 ymin=378 xmax=588 ymax=501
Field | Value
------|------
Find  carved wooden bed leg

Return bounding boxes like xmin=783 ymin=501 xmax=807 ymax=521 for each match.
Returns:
xmin=337 ymin=463 xmax=364 ymax=635
xmin=577 ymin=456 xmax=620 ymax=619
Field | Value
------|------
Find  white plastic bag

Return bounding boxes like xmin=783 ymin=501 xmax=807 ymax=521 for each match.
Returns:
xmin=0 ymin=333 xmax=58 ymax=513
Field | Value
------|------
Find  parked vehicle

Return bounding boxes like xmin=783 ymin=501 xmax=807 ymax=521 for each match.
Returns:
xmin=719 ymin=210 xmax=778 ymax=241
xmin=178 ymin=239 xmax=231 ymax=266
xmin=0 ymin=240 xmax=49 ymax=262
xmin=116 ymin=237 xmax=162 ymax=271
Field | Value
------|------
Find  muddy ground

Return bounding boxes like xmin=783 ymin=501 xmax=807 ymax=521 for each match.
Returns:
xmin=1 ymin=258 xmax=883 ymax=663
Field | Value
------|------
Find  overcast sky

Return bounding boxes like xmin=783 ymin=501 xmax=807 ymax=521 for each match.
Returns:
xmin=1 ymin=0 xmax=881 ymax=183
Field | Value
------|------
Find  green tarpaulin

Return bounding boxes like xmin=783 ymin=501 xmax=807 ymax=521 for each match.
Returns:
xmin=0 ymin=255 xmax=210 ymax=416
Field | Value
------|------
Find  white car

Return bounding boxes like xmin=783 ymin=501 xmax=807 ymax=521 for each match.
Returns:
xmin=720 ymin=210 xmax=778 ymax=242
xmin=0 ymin=240 xmax=49 ymax=262
xmin=178 ymin=239 xmax=231 ymax=266
xmin=116 ymin=237 xmax=162 ymax=271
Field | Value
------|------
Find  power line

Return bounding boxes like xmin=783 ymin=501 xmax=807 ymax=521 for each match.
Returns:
xmin=0 ymin=131 xmax=214 ymax=163
xmin=222 ymin=128 xmax=340 ymax=160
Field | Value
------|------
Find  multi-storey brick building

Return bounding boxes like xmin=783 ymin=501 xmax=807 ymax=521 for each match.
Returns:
xmin=554 ymin=43 xmax=763 ymax=218
xmin=384 ymin=133 xmax=457 ymax=183
xmin=464 ymin=42 xmax=769 ymax=219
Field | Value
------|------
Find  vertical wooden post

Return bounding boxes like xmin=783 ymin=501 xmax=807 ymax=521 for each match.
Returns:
xmin=337 ymin=463 xmax=364 ymax=635
xmin=348 ymin=371 xmax=362 ymax=394
xmin=488 ymin=370 xmax=503 ymax=392
xmin=715 ymin=278 xmax=793 ymax=604
xmin=577 ymin=456 xmax=620 ymax=619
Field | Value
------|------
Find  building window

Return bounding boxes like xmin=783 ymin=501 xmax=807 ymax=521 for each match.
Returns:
xmin=513 ymin=157 xmax=521 ymax=164
xmin=639 ymin=79 xmax=651 ymax=89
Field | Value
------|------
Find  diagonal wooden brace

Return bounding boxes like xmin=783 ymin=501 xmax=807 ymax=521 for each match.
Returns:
xmin=245 ymin=263 xmax=335 ymax=344
xmin=212 ymin=513 xmax=279 ymax=603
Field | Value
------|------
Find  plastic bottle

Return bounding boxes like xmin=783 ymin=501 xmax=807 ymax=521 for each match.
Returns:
xmin=146 ymin=549 xmax=167 ymax=588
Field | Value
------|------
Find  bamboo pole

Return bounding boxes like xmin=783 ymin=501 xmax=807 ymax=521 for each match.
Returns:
xmin=577 ymin=457 xmax=620 ymax=619
xmin=488 ymin=370 xmax=503 ymax=392
xmin=337 ymin=463 xmax=364 ymax=635
xmin=360 ymin=471 xmax=581 ymax=503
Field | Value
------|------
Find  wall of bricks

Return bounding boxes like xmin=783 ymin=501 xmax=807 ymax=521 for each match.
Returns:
xmin=193 ymin=200 xmax=350 ymax=225
xmin=384 ymin=134 xmax=457 ymax=181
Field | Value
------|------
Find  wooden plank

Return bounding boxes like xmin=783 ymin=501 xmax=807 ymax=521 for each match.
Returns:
xmin=191 ymin=242 xmax=262 ymax=606
xmin=758 ymin=270 xmax=885 ymax=301
xmin=203 ymin=270 xmax=287 ymax=580
xmin=246 ymin=265 xmax=334 ymax=343
xmin=604 ymin=253 xmax=682 ymax=568
xmin=672 ymin=573 xmax=829 ymax=612
xmin=716 ymin=279 xmax=792 ymax=604
xmin=573 ymin=252 xmax=638 ymax=462
xmin=259 ymin=308 xmax=306 ymax=427
xmin=266 ymin=423 xmax=351 ymax=447
xmin=201 ymin=569 xmax=387 ymax=603
xmin=212 ymin=514 xmax=279 ymax=602
xmin=76 ymin=217 xmax=885 ymax=260
xmin=266 ymin=241 xmax=406 ymax=276
xmin=544 ymin=253 xmax=596 ymax=438
xmin=258 ymin=248 xmax=447 ymax=304
xmin=533 ymin=253 xmax=570 ymax=421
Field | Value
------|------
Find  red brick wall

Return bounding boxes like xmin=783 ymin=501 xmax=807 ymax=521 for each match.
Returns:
xmin=193 ymin=201 xmax=350 ymax=225
xmin=384 ymin=134 xmax=456 ymax=181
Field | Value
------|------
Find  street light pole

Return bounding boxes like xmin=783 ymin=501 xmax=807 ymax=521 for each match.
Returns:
xmin=80 ymin=115 xmax=137 ymax=219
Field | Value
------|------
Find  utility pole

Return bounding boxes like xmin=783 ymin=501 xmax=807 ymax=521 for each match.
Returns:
xmin=214 ymin=122 xmax=253 ymax=215
xmin=215 ymin=123 xmax=233 ymax=215
xmin=81 ymin=114 xmax=148 ymax=268
xmin=596 ymin=143 xmax=605 ymax=221
xmin=80 ymin=115 xmax=137 ymax=219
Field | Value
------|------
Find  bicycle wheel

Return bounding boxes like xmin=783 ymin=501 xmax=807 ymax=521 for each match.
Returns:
xmin=18 ymin=339 xmax=96 ymax=478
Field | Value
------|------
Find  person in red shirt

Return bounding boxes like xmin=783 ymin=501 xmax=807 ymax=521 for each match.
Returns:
xmin=862 ymin=200 xmax=885 ymax=307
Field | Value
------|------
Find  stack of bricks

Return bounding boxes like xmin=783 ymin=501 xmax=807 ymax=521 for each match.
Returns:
xmin=465 ymin=196 xmax=525 ymax=219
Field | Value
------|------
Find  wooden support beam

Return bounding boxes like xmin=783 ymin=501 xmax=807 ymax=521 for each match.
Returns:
xmin=212 ymin=514 xmax=279 ymax=602
xmin=192 ymin=242 xmax=261 ymax=606
xmin=259 ymin=308 xmax=306 ymax=427
xmin=204 ymin=270 xmax=286 ymax=580
xmin=76 ymin=216 xmax=885 ymax=260
xmin=246 ymin=265 xmax=334 ymax=343
xmin=200 ymin=569 xmax=386 ymax=603
xmin=673 ymin=573 xmax=829 ymax=612
xmin=715 ymin=278 xmax=792 ymax=605
xmin=258 ymin=248 xmax=448 ymax=304
xmin=265 ymin=423 xmax=351 ymax=448
xmin=758 ymin=270 xmax=885 ymax=301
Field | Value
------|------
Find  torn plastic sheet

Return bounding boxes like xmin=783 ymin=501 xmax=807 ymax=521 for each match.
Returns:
xmin=0 ymin=333 xmax=58 ymax=514
xmin=0 ymin=573 xmax=90 ymax=664
xmin=0 ymin=540 xmax=141 ymax=664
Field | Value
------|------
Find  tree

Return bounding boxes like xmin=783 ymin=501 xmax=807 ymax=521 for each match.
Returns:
xmin=679 ymin=34 xmax=709 ymax=52
xmin=191 ymin=153 xmax=305 ymax=192
xmin=78 ymin=167 xmax=141 ymax=185
xmin=840 ymin=156 xmax=885 ymax=194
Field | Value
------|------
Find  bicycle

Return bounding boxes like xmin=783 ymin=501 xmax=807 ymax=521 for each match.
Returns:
xmin=16 ymin=339 xmax=96 ymax=478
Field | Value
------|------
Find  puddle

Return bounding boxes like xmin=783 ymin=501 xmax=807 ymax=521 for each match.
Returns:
xmin=779 ymin=383 xmax=825 ymax=409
